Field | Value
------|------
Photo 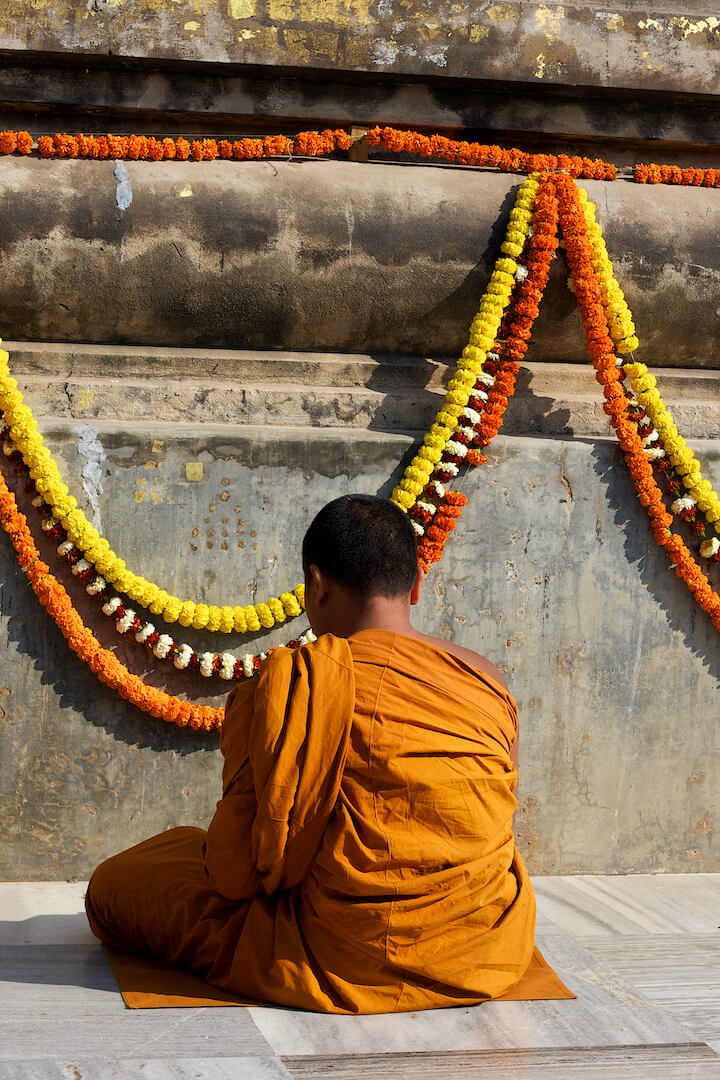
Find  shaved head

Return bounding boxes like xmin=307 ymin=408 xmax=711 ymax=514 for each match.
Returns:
xmin=302 ymin=494 xmax=418 ymax=600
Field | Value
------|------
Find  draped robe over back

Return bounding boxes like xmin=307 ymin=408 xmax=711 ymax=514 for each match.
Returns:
xmin=86 ymin=629 xmax=536 ymax=1014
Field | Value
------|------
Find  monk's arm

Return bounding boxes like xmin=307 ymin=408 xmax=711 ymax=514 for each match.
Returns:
xmin=203 ymin=683 xmax=263 ymax=900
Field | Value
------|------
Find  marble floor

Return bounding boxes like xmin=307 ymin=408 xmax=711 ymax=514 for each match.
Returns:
xmin=0 ymin=875 xmax=719 ymax=1079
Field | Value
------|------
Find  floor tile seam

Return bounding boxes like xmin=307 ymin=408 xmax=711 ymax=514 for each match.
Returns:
xmin=277 ymin=1039 xmax=720 ymax=1063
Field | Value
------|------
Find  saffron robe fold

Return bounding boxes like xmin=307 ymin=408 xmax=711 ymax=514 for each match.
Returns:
xmin=86 ymin=629 xmax=535 ymax=1014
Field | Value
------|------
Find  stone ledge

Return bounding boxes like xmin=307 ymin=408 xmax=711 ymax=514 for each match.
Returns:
xmin=9 ymin=351 xmax=720 ymax=439
xmin=4 ymin=341 xmax=450 ymax=388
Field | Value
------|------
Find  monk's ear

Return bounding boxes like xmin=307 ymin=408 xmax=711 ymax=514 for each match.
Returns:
xmin=410 ymin=563 xmax=426 ymax=607
xmin=308 ymin=563 xmax=331 ymax=605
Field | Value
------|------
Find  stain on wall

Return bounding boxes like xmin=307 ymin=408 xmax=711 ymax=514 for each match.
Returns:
xmin=0 ymin=1 xmax=718 ymax=94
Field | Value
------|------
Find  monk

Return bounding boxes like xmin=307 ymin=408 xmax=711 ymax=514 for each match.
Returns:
xmin=86 ymin=494 xmax=535 ymax=1013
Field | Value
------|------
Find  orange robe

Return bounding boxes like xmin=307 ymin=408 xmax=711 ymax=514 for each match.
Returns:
xmin=86 ymin=630 xmax=535 ymax=1013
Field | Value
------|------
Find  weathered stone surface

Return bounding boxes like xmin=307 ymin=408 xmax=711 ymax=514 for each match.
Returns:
xmin=0 ymin=421 xmax=718 ymax=878
xmin=7 ymin=346 xmax=720 ymax=439
xmin=3 ymin=56 xmax=720 ymax=165
xmin=0 ymin=0 xmax=718 ymax=96
xmin=1 ymin=159 xmax=720 ymax=365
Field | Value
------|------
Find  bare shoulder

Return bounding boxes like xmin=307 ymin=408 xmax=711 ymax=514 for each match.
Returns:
xmin=416 ymin=631 xmax=509 ymax=691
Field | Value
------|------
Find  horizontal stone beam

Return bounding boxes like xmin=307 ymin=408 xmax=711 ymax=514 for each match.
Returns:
xmin=1 ymin=159 xmax=719 ymax=366
xmin=0 ymin=1 xmax=718 ymax=97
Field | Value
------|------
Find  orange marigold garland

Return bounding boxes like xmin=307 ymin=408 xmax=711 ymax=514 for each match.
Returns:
xmin=634 ymin=163 xmax=720 ymax=188
xmin=366 ymin=127 xmax=617 ymax=181
xmin=6 ymin=127 xmax=720 ymax=186
xmin=416 ymin=177 xmax=560 ymax=569
xmin=555 ymin=173 xmax=720 ymax=630
xmin=19 ymin=130 xmax=351 ymax=162
xmin=0 ymin=466 xmax=224 ymax=731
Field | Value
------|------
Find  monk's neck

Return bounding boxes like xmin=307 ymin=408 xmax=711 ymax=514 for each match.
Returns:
xmin=325 ymin=596 xmax=416 ymax=639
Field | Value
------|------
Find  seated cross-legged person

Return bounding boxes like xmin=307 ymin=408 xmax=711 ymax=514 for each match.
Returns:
xmin=86 ymin=493 xmax=535 ymax=1014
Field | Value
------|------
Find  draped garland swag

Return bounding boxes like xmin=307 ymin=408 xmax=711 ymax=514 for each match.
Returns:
xmin=0 ymin=151 xmax=718 ymax=731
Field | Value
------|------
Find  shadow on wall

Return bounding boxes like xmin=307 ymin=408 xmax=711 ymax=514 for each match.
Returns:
xmin=366 ymin=183 xmax=525 ymax=455
xmin=590 ymin=441 xmax=720 ymax=685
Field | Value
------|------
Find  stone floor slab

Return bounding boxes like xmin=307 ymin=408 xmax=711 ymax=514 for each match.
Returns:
xmin=533 ymin=875 xmax=720 ymax=937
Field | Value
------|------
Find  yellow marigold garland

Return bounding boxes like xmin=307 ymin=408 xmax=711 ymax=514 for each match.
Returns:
xmin=579 ymin=189 xmax=720 ymax=540
xmin=391 ymin=174 xmax=539 ymax=511
xmin=623 ymin=362 xmax=720 ymax=533
xmin=0 ymin=349 xmax=304 ymax=633
xmin=579 ymin=193 xmax=639 ymax=354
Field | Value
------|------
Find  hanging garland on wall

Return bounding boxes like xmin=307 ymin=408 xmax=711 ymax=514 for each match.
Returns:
xmin=1 ymin=170 xmax=719 ymax=733
xmin=0 ymin=175 xmax=538 ymax=636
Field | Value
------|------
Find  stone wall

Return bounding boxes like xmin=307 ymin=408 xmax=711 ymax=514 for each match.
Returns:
xmin=0 ymin=154 xmax=719 ymax=879
xmin=0 ymin=1 xmax=718 ymax=880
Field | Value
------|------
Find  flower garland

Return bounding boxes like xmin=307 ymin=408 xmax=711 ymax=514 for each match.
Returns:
xmin=0 ymin=348 xmax=306 ymax=633
xmin=622 ymin=397 xmax=719 ymax=560
xmin=413 ymin=177 xmax=561 ymax=568
xmin=391 ymin=174 xmax=539 ymax=517
xmin=578 ymin=192 xmax=720 ymax=563
xmin=623 ymin=362 xmax=720 ymax=536
xmin=2 ymin=127 xmax=719 ymax=187
xmin=365 ymin=127 xmax=617 ymax=181
xmin=0 ymin=430 xmax=318 ymax=681
xmin=553 ymin=173 xmax=720 ymax=630
xmin=0 ymin=465 xmax=225 ymax=731
xmin=634 ymin=164 xmax=720 ymax=188
xmin=623 ymin=362 xmax=720 ymax=561
xmin=0 ymin=129 xmax=351 ymax=161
